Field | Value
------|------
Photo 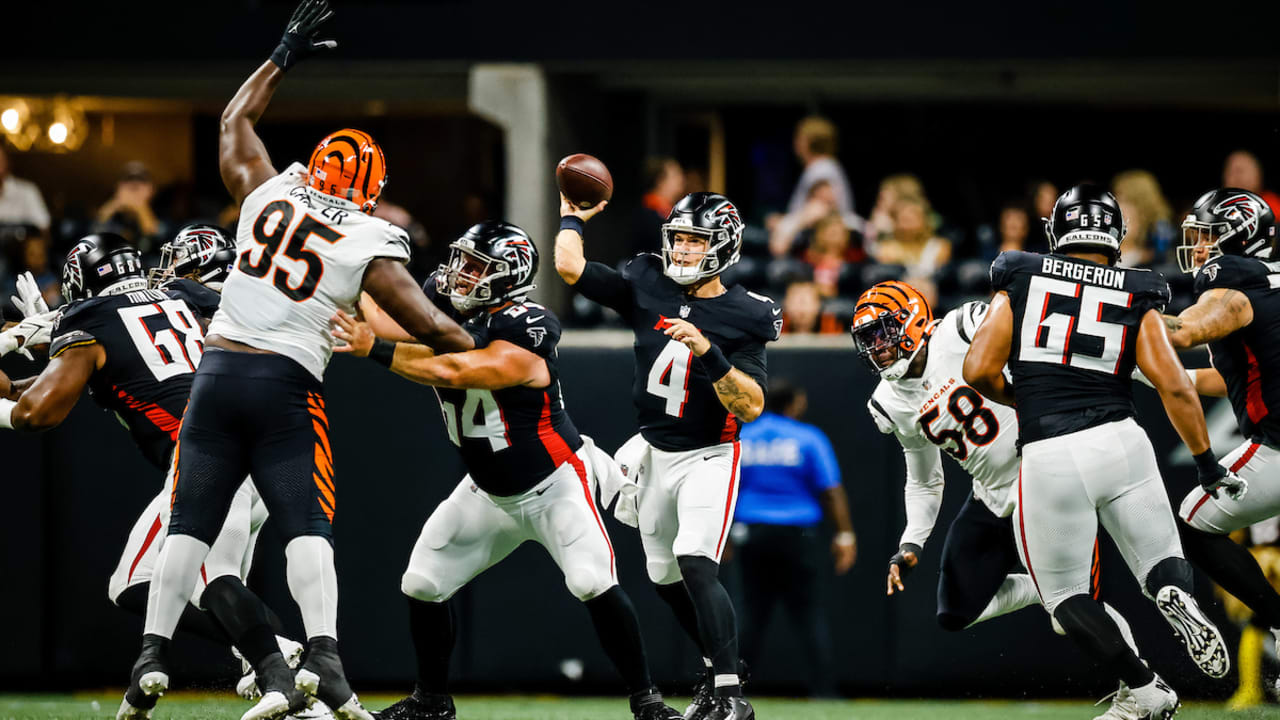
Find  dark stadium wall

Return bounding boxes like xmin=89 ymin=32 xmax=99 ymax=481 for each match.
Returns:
xmin=0 ymin=347 xmax=1236 ymax=699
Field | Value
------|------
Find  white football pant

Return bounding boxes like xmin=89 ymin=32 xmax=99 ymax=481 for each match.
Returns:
xmin=1180 ymin=439 xmax=1279 ymax=534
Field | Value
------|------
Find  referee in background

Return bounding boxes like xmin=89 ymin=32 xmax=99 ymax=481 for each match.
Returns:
xmin=730 ymin=378 xmax=855 ymax=697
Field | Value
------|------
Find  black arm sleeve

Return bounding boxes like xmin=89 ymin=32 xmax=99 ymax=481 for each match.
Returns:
xmin=575 ymin=261 xmax=634 ymax=318
xmin=728 ymin=341 xmax=768 ymax=396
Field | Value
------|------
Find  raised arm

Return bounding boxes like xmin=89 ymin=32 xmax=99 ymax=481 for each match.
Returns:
xmin=0 ymin=344 xmax=102 ymax=432
xmin=554 ymin=193 xmax=608 ymax=285
xmin=1162 ymin=287 xmax=1253 ymax=350
xmin=361 ymin=259 xmax=474 ymax=353
xmin=962 ymin=291 xmax=1016 ymax=406
xmin=220 ymin=0 xmax=337 ymax=205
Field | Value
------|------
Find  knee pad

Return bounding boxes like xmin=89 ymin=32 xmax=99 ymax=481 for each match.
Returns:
xmin=646 ymin=556 xmax=682 ymax=586
xmin=564 ymin=566 xmax=616 ymax=602
xmin=401 ymin=570 xmax=451 ymax=603
xmin=1143 ymin=556 xmax=1194 ymax=599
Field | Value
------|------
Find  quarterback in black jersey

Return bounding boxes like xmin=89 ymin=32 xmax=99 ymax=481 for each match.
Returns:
xmin=1159 ymin=188 xmax=1280 ymax=669
xmin=964 ymin=184 xmax=1234 ymax=715
xmin=556 ymin=191 xmax=778 ymax=720
xmin=334 ymin=222 xmax=681 ymax=720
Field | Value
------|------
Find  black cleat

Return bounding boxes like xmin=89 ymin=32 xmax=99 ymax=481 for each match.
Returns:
xmin=703 ymin=697 xmax=754 ymax=720
xmin=117 ymin=635 xmax=170 ymax=720
xmin=682 ymin=674 xmax=714 ymax=720
xmin=374 ymin=690 xmax=456 ymax=720
xmin=295 ymin=638 xmax=372 ymax=720
xmin=630 ymin=687 xmax=682 ymax=720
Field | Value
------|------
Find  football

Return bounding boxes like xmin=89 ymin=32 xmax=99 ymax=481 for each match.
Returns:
xmin=556 ymin=153 xmax=614 ymax=210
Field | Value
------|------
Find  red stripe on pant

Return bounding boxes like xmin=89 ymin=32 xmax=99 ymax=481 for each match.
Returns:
xmin=127 ymin=514 xmax=164 ymax=583
xmin=1016 ymin=467 xmax=1043 ymax=601
xmin=713 ymin=441 xmax=742 ymax=558
xmin=537 ymin=392 xmax=615 ymax=578
xmin=1187 ymin=442 xmax=1259 ymax=522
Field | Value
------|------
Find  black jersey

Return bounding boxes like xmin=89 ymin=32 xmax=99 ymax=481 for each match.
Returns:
xmin=576 ymin=254 xmax=779 ymax=452
xmin=159 ymin=278 xmax=223 ymax=320
xmin=991 ymin=250 xmax=1170 ymax=445
xmin=1194 ymin=255 xmax=1280 ymax=447
xmin=421 ymin=279 xmax=583 ymax=496
xmin=49 ymin=288 xmax=207 ymax=469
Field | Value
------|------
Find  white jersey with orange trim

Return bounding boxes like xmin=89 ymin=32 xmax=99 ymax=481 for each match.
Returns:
xmin=866 ymin=301 xmax=1021 ymax=548
xmin=208 ymin=162 xmax=411 ymax=380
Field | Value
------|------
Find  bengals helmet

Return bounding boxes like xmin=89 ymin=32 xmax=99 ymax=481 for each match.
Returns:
xmin=1177 ymin=188 xmax=1277 ymax=273
xmin=850 ymin=281 xmax=936 ymax=380
xmin=307 ymin=128 xmax=387 ymax=213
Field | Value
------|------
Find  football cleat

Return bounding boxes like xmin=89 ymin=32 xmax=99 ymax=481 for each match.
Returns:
xmin=117 ymin=636 xmax=170 ymax=720
xmin=295 ymin=640 xmax=372 ymax=720
xmin=1155 ymin=586 xmax=1229 ymax=678
xmin=1129 ymin=675 xmax=1179 ymax=719
xmin=374 ymin=691 xmax=456 ymax=720
xmin=237 ymin=637 xmax=307 ymax=701
xmin=682 ymin=674 xmax=714 ymax=720
xmin=630 ymin=687 xmax=682 ymax=720
xmin=702 ymin=697 xmax=754 ymax=720
xmin=289 ymin=699 xmax=335 ymax=720
xmin=242 ymin=691 xmax=293 ymax=720
xmin=1093 ymin=682 xmax=1140 ymax=720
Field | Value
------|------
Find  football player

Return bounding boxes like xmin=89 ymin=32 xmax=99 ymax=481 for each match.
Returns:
xmin=555 ymin=192 xmax=779 ymax=720
xmin=120 ymin=3 xmax=476 ymax=720
xmin=0 ymin=233 xmax=318 ymax=717
xmin=1157 ymin=188 xmax=1280 ymax=682
xmin=963 ymin=184 xmax=1237 ymax=718
xmin=331 ymin=221 xmax=681 ymax=720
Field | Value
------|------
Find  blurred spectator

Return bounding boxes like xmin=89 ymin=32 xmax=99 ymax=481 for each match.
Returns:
xmin=781 ymin=281 xmax=842 ymax=334
xmin=1223 ymin=150 xmax=1280 ymax=214
xmin=866 ymin=174 xmax=926 ymax=246
xmin=768 ymin=117 xmax=858 ymax=256
xmin=805 ymin=213 xmax=859 ymax=297
xmin=631 ymin=157 xmax=685 ymax=256
xmin=873 ymin=196 xmax=950 ymax=279
xmin=1027 ymin=179 xmax=1057 ymax=250
xmin=0 ymin=145 xmax=50 ymax=231
xmin=731 ymin=379 xmax=855 ymax=697
xmin=374 ymin=200 xmax=435 ymax=281
xmin=998 ymin=203 xmax=1031 ymax=253
xmin=1112 ymin=169 xmax=1173 ymax=267
xmin=769 ymin=180 xmax=858 ymax=257
xmin=3 ymin=229 xmax=60 ymax=307
xmin=96 ymin=161 xmax=161 ymax=253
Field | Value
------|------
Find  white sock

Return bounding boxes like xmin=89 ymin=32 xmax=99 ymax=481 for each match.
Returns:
xmin=1103 ymin=602 xmax=1141 ymax=659
xmin=703 ymin=657 xmax=713 ymax=669
xmin=285 ymin=536 xmax=339 ymax=640
xmin=714 ymin=674 xmax=739 ymax=688
xmin=144 ymin=534 xmax=212 ymax=638
xmin=968 ymin=574 xmax=1039 ymax=628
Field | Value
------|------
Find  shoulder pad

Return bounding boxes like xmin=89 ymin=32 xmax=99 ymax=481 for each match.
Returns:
xmin=989 ymin=250 xmax=1040 ymax=291
xmin=951 ymin=301 xmax=989 ymax=345
xmin=621 ymin=253 xmax=662 ymax=282
xmin=49 ymin=328 xmax=98 ymax=359
xmin=162 ymin=279 xmax=221 ymax=319
xmin=52 ymin=297 xmax=111 ymax=335
xmin=1129 ymin=268 xmax=1171 ymax=311
xmin=867 ymin=390 xmax=897 ymax=435
xmin=741 ymin=289 xmax=784 ymax=342
xmin=1194 ymin=255 xmax=1271 ymax=295
xmin=487 ymin=302 xmax=561 ymax=357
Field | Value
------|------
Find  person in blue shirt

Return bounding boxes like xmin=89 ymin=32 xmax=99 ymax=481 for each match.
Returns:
xmin=731 ymin=378 xmax=855 ymax=697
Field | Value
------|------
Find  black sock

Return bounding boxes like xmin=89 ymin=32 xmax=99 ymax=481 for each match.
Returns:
xmin=677 ymin=555 xmax=741 ymax=698
xmin=584 ymin=587 xmax=653 ymax=694
xmin=116 ymin=583 xmax=232 ymax=646
xmin=1181 ymin=524 xmax=1280 ymax=627
xmin=201 ymin=576 xmax=280 ymax=667
xmin=1054 ymin=595 xmax=1154 ymax=688
xmin=1143 ymin=556 xmax=1195 ymax=597
xmin=408 ymin=596 xmax=454 ymax=695
xmin=654 ymin=580 xmax=707 ymax=657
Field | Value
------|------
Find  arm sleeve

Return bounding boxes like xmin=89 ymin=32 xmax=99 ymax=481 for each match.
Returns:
xmin=805 ymin=430 xmax=842 ymax=493
xmin=899 ymin=443 xmax=946 ymax=549
xmin=575 ymin=261 xmax=635 ymax=317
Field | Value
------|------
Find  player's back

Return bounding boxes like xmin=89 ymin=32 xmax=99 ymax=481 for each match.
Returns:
xmin=50 ymin=288 xmax=207 ymax=468
xmin=990 ymin=250 xmax=1170 ymax=445
xmin=1195 ymin=255 xmax=1280 ymax=446
xmin=209 ymin=162 xmax=411 ymax=380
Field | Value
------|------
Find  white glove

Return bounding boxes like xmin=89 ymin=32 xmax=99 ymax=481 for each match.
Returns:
xmin=0 ymin=311 xmax=57 ymax=360
xmin=11 ymin=272 xmax=50 ymax=318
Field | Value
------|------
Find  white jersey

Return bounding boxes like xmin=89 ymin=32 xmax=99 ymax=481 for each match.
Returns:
xmin=867 ymin=301 xmax=1020 ymax=549
xmin=209 ymin=163 xmax=411 ymax=380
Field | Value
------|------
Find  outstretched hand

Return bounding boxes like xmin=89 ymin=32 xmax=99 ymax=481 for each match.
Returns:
xmin=331 ymin=310 xmax=374 ymax=357
xmin=886 ymin=547 xmax=919 ymax=596
xmin=271 ymin=0 xmax=337 ymax=71
xmin=559 ymin=193 xmax=608 ymax=223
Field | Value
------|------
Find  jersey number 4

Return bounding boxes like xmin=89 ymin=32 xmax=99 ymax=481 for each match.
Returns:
xmin=1018 ymin=276 xmax=1132 ymax=374
xmin=241 ymin=200 xmax=343 ymax=302
xmin=648 ymin=339 xmax=693 ymax=417
xmin=118 ymin=300 xmax=205 ymax=382
xmin=438 ymin=389 xmax=512 ymax=452
xmin=918 ymin=386 xmax=998 ymax=461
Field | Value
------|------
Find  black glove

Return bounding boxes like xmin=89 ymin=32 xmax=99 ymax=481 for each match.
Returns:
xmin=269 ymin=0 xmax=337 ymax=71
xmin=888 ymin=543 xmax=922 ymax=577
xmin=1193 ymin=449 xmax=1248 ymax=500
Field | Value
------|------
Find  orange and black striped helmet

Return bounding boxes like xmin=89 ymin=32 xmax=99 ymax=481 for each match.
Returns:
xmin=850 ymin=280 xmax=935 ymax=380
xmin=307 ymin=128 xmax=387 ymax=213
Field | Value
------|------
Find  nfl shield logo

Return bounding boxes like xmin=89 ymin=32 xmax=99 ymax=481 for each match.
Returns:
xmin=679 ymin=305 xmax=691 ymax=318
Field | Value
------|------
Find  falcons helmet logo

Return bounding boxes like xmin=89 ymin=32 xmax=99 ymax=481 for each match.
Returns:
xmin=1214 ymin=193 xmax=1262 ymax=239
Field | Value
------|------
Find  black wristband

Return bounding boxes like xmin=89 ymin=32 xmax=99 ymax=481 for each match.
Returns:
xmin=900 ymin=542 xmax=923 ymax=556
xmin=559 ymin=215 xmax=586 ymax=235
xmin=368 ymin=338 xmax=396 ymax=368
xmin=269 ymin=44 xmax=295 ymax=72
xmin=1192 ymin=449 xmax=1222 ymax=477
xmin=698 ymin=343 xmax=733 ymax=382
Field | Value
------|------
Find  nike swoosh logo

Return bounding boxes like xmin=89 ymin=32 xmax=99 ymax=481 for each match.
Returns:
xmin=534 ymin=481 xmax=555 ymax=495
xmin=771 ymin=308 xmax=782 ymax=315
xmin=526 ymin=315 xmax=545 ymax=324
xmin=703 ymin=454 xmax=717 ymax=462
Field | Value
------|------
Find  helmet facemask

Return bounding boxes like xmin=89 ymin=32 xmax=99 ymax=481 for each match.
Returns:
xmin=851 ymin=308 xmax=927 ymax=381
xmin=435 ymin=242 xmax=533 ymax=313
xmin=148 ymin=240 xmax=191 ymax=289
xmin=1177 ymin=219 xmax=1230 ymax=274
xmin=660 ymin=226 xmax=736 ymax=285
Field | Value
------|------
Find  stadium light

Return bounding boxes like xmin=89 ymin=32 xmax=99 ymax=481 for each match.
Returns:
xmin=48 ymin=122 xmax=68 ymax=144
xmin=0 ymin=109 xmax=18 ymax=133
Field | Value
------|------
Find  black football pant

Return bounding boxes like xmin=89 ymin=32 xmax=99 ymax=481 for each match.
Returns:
xmin=168 ymin=349 xmax=335 ymax=544
xmin=736 ymin=523 xmax=834 ymax=697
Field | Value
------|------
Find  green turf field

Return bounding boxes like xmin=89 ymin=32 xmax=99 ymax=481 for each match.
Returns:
xmin=2 ymin=693 xmax=1280 ymax=720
